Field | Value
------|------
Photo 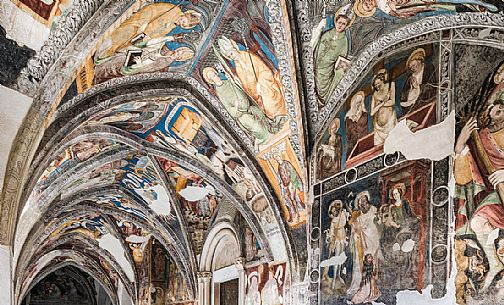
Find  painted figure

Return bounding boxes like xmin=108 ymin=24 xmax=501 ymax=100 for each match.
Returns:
xmin=272 ymin=152 xmax=305 ymax=223
xmin=203 ymin=67 xmax=287 ymax=146
xmin=454 ymin=89 xmax=504 ymax=290
xmin=312 ymin=7 xmax=353 ymax=105
xmin=400 ymin=48 xmax=436 ymax=114
xmin=351 ymin=254 xmax=381 ymax=304
xmin=345 ymin=91 xmax=368 ymax=157
xmin=353 ymin=0 xmax=498 ymax=19
xmin=348 ymin=191 xmax=380 ymax=296
xmin=94 ymin=43 xmax=194 ymax=83
xmin=217 ymin=36 xmax=287 ymax=120
xmin=261 ymin=266 xmax=283 ymax=305
xmin=324 ymin=200 xmax=349 ymax=289
xmin=95 ymin=2 xmax=201 ymax=60
xmin=246 ymin=273 xmax=261 ymax=305
xmin=379 ymin=183 xmax=419 ymax=289
xmin=318 ymin=118 xmax=343 ymax=179
xmin=370 ymin=69 xmax=397 ymax=145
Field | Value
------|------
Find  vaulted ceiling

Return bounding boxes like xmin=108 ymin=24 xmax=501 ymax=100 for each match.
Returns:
xmin=1 ymin=0 xmax=503 ymax=304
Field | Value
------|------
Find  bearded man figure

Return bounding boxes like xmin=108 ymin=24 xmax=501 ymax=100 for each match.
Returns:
xmin=454 ymin=89 xmax=504 ymax=291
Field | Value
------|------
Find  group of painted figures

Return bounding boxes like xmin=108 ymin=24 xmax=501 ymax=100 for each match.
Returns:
xmin=318 ymin=45 xmax=436 ymax=180
xmin=323 ymin=184 xmax=420 ymax=304
xmin=312 ymin=0 xmax=500 ymax=107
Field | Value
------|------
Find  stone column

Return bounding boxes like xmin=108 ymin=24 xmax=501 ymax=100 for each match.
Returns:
xmin=197 ymin=272 xmax=212 ymax=305
xmin=235 ymin=258 xmax=246 ymax=305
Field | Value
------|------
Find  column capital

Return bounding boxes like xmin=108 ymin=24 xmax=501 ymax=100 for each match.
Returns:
xmin=197 ymin=271 xmax=212 ymax=280
xmin=234 ymin=257 xmax=246 ymax=270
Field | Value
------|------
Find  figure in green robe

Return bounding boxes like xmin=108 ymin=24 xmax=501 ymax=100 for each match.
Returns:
xmin=203 ymin=67 xmax=287 ymax=146
xmin=313 ymin=14 xmax=351 ymax=105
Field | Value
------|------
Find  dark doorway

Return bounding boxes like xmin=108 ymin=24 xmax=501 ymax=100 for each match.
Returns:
xmin=219 ymin=278 xmax=239 ymax=305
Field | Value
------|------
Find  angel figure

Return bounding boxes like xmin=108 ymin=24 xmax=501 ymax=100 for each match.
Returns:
xmin=311 ymin=4 xmax=354 ymax=105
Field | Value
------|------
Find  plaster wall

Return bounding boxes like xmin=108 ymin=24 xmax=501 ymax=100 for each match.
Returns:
xmin=0 ymin=85 xmax=32 ymax=195
xmin=0 ymin=245 xmax=12 ymax=305
xmin=0 ymin=0 xmax=49 ymax=51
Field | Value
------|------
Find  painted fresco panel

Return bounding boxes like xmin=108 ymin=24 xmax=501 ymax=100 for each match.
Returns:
xmin=192 ymin=0 xmax=306 ymax=228
xmin=258 ymin=136 xmax=307 ymax=227
xmin=304 ymin=0 xmax=504 ymax=127
xmin=158 ymin=157 xmax=219 ymax=254
xmin=49 ymin=215 xmax=107 ymax=240
xmin=316 ymin=44 xmax=439 ymax=181
xmin=92 ymin=0 xmax=214 ymax=84
xmin=246 ymin=263 xmax=286 ymax=305
xmin=318 ymin=160 xmax=431 ymax=304
xmin=196 ymin=0 xmax=290 ymax=149
xmin=94 ymin=194 xmax=148 ymax=220
xmin=36 ymin=139 xmax=119 ymax=191
xmin=116 ymin=220 xmax=149 ymax=271
xmin=90 ymin=97 xmax=238 ymax=179
xmin=118 ymin=156 xmax=173 ymax=217
xmin=453 ymin=47 xmax=504 ymax=304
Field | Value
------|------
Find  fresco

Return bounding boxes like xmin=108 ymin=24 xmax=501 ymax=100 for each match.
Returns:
xmin=137 ymin=239 xmax=192 ymax=305
xmin=245 ymin=263 xmax=286 ymax=305
xmin=94 ymin=194 xmax=148 ymax=220
xmin=158 ymin=157 xmax=219 ymax=254
xmin=49 ymin=215 xmax=108 ymax=240
xmin=308 ymin=0 xmax=502 ymax=109
xmin=454 ymin=59 xmax=504 ymax=304
xmin=316 ymin=44 xmax=438 ymax=181
xmin=195 ymin=0 xmax=290 ymax=148
xmin=56 ymin=153 xmax=171 ymax=217
xmin=192 ymin=0 xmax=306 ymax=228
xmin=117 ymin=156 xmax=173 ymax=217
xmin=98 ymin=257 xmax=120 ymax=290
xmin=92 ymin=0 xmax=211 ymax=84
xmin=238 ymin=216 xmax=264 ymax=263
xmin=258 ymin=136 xmax=306 ymax=227
xmin=24 ymin=266 xmax=96 ymax=304
xmin=60 ymin=160 xmax=125 ymax=198
xmin=317 ymin=159 xmax=431 ymax=304
xmin=116 ymin=220 xmax=150 ymax=271
xmin=90 ymin=97 xmax=237 ymax=179
xmin=36 ymin=139 xmax=119 ymax=190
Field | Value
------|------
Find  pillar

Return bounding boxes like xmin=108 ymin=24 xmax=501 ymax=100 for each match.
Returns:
xmin=197 ymin=272 xmax=212 ymax=305
xmin=235 ymin=258 xmax=246 ymax=305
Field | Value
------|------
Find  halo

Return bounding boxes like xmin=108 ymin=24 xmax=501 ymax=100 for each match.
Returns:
xmin=353 ymin=0 xmax=376 ymax=18
xmin=350 ymin=91 xmax=366 ymax=110
xmin=373 ymin=68 xmax=388 ymax=83
xmin=354 ymin=190 xmax=370 ymax=208
xmin=179 ymin=10 xmax=202 ymax=29
xmin=389 ymin=182 xmax=406 ymax=199
xmin=335 ymin=4 xmax=357 ymax=26
xmin=174 ymin=46 xmax=195 ymax=62
xmin=406 ymin=48 xmax=426 ymax=68
xmin=202 ymin=66 xmax=218 ymax=84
